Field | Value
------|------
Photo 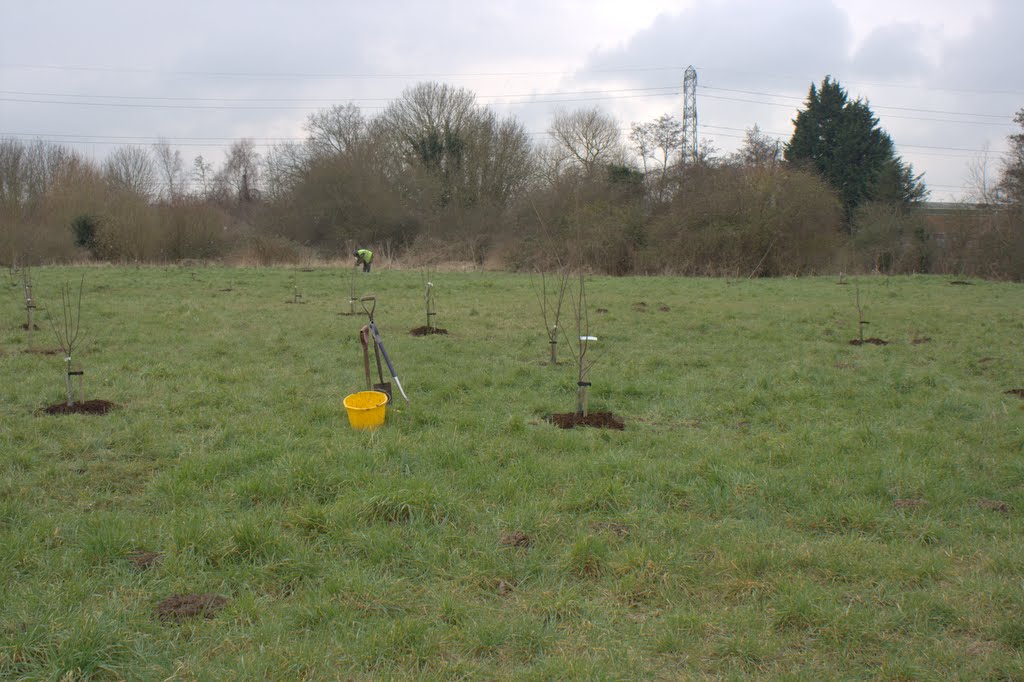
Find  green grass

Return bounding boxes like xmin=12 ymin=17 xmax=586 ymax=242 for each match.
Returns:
xmin=1 ymin=265 xmax=1022 ymax=679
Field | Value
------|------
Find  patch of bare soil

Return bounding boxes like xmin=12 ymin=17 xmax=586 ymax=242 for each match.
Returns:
xmin=155 ymin=594 xmax=228 ymax=623
xmin=410 ymin=326 xmax=448 ymax=336
xmin=949 ymin=280 xmax=974 ymax=285
xmin=894 ymin=499 xmax=928 ymax=510
xmin=218 ymin=287 xmax=233 ymax=292
xmin=1005 ymin=389 xmax=1024 ymax=398
xmin=977 ymin=498 xmax=1010 ymax=514
xmin=21 ymin=323 xmax=40 ymax=330
xmin=24 ymin=348 xmax=61 ymax=355
xmin=128 ymin=551 xmax=163 ymax=570
xmin=849 ymin=338 xmax=889 ymax=346
xmin=632 ymin=302 xmax=648 ymax=312
xmin=658 ymin=305 xmax=671 ymax=312
xmin=911 ymin=337 xmax=932 ymax=345
xmin=548 ymin=412 xmax=625 ymax=430
xmin=590 ymin=521 xmax=630 ymax=537
xmin=595 ymin=308 xmax=609 ymax=314
xmin=499 ymin=531 xmax=531 ymax=548
xmin=496 ymin=579 xmax=515 ymax=596
xmin=43 ymin=400 xmax=116 ymax=415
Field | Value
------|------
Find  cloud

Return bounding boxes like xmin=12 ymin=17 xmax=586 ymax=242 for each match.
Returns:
xmin=849 ymin=24 xmax=931 ymax=81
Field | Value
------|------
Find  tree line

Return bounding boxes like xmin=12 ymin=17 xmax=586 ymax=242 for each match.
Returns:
xmin=2 ymin=77 xmax=1021 ymax=279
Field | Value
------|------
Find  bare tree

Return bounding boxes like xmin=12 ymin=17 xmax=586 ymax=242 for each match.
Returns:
xmin=191 ymin=155 xmax=215 ymax=199
xmin=629 ymin=114 xmax=682 ymax=178
xmin=376 ymin=82 xmax=532 ymax=211
xmin=153 ymin=141 xmax=187 ymax=201
xmin=549 ymin=107 xmax=623 ymax=174
xmin=533 ymin=142 xmax=572 ymax=188
xmin=215 ymin=139 xmax=262 ymax=203
xmin=104 ymin=146 xmax=157 ymax=198
xmin=734 ymin=125 xmax=782 ymax=168
xmin=304 ymin=103 xmax=367 ymax=159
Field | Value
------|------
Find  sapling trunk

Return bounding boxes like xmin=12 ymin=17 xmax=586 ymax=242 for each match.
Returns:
xmin=855 ymin=285 xmax=866 ymax=342
xmin=422 ymin=269 xmax=436 ymax=330
xmin=23 ymin=269 xmax=35 ymax=348
xmin=348 ymin=269 xmax=357 ymax=314
xmin=65 ymin=355 xmax=74 ymax=406
xmin=425 ymin=282 xmax=434 ymax=329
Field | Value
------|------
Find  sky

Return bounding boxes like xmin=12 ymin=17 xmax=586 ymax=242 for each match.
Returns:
xmin=2 ymin=0 xmax=1021 ymax=202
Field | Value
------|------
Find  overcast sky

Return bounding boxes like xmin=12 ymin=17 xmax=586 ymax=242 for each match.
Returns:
xmin=2 ymin=0 xmax=1021 ymax=201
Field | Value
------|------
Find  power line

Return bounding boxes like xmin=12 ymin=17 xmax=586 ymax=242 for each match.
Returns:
xmin=0 ymin=90 xmax=681 ymax=111
xmin=700 ymin=85 xmax=1013 ymax=120
xmin=0 ymin=61 xmax=686 ymax=80
xmin=697 ymin=65 xmax=1024 ymax=98
xmin=0 ymin=85 xmax=681 ymax=104
xmin=698 ymin=92 xmax=1015 ymax=127
xmin=6 ymin=60 xmax=1024 ymax=100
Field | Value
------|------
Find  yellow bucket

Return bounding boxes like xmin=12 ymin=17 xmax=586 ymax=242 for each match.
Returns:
xmin=343 ymin=390 xmax=389 ymax=430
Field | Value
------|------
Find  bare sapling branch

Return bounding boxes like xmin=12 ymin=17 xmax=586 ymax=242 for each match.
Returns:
xmin=533 ymin=267 xmax=570 ymax=364
xmin=48 ymin=275 xmax=86 ymax=406
xmin=529 ymin=199 xmax=572 ymax=365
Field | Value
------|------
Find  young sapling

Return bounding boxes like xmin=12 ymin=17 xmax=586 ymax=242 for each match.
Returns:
xmin=565 ymin=271 xmax=597 ymax=417
xmin=290 ymin=277 xmax=304 ymax=304
xmin=48 ymin=276 xmax=86 ymax=407
xmin=410 ymin=269 xmax=447 ymax=335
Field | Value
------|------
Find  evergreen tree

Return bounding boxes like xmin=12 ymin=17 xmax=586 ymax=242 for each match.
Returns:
xmin=785 ymin=77 xmax=926 ymax=222
xmin=996 ymin=108 xmax=1024 ymax=206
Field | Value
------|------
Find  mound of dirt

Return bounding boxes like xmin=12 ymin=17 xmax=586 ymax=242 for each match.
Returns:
xmin=977 ymin=498 xmax=1010 ymax=514
xmin=590 ymin=521 xmax=630 ymax=537
xmin=499 ymin=531 xmax=531 ymax=548
xmin=911 ymin=337 xmax=932 ymax=345
xmin=849 ymin=338 xmax=889 ymax=346
xmin=658 ymin=305 xmax=671 ymax=312
xmin=410 ymin=326 xmax=448 ymax=336
xmin=43 ymin=400 xmax=116 ymax=415
xmin=949 ymin=280 xmax=974 ymax=285
xmin=128 ymin=551 xmax=163 ymax=570
xmin=155 ymin=594 xmax=228 ymax=623
xmin=548 ymin=411 xmax=625 ymax=430
xmin=595 ymin=308 xmax=609 ymax=314
xmin=1005 ymin=389 xmax=1024 ymax=398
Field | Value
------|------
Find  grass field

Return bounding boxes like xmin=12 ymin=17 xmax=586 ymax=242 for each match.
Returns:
xmin=1 ymin=265 xmax=1022 ymax=680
